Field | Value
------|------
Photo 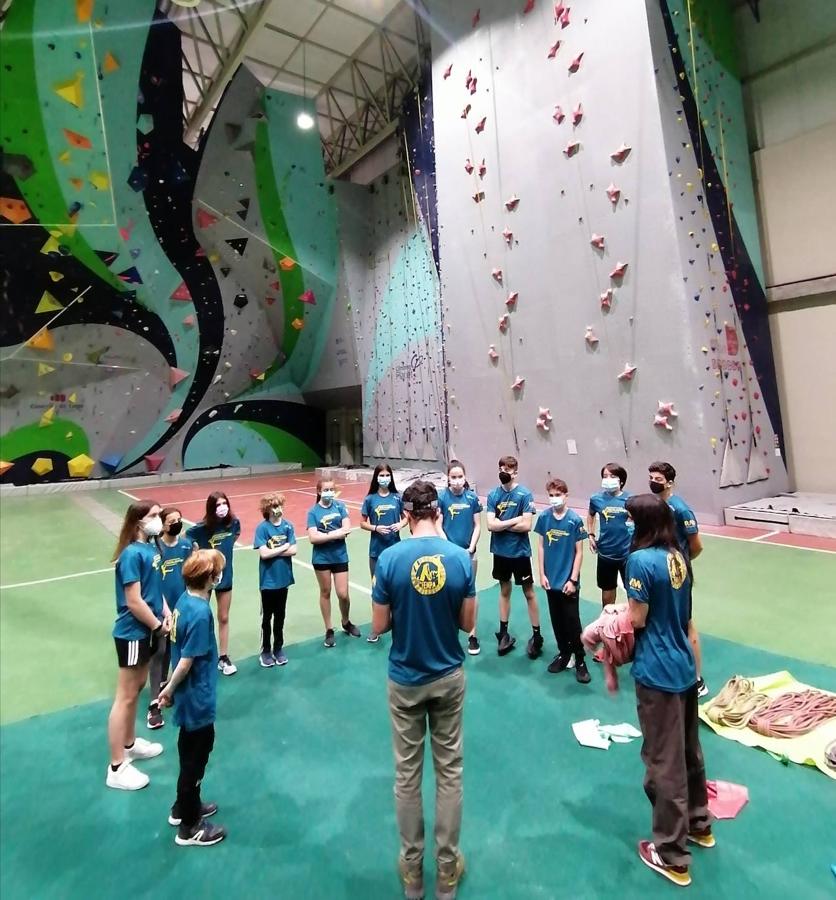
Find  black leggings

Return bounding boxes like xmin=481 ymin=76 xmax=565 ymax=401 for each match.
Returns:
xmin=176 ymin=723 xmax=215 ymax=829
xmin=260 ymin=588 xmax=288 ymax=653
xmin=546 ymin=589 xmax=584 ymax=660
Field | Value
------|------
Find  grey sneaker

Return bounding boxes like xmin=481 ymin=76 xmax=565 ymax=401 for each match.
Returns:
xmin=435 ymin=852 xmax=465 ymax=900
xmin=324 ymin=629 xmax=336 ymax=648
xmin=398 ymin=856 xmax=424 ymax=900
xmin=175 ymin=818 xmax=227 ymax=846
xmin=259 ymin=651 xmax=275 ymax=668
xmin=273 ymin=650 xmax=288 ymax=666
xmin=526 ymin=632 xmax=544 ymax=660
xmin=342 ymin=620 xmax=361 ymax=638
xmin=168 ymin=801 xmax=218 ymax=826
xmin=495 ymin=631 xmax=516 ymax=656
xmin=367 ymin=631 xmax=380 ymax=643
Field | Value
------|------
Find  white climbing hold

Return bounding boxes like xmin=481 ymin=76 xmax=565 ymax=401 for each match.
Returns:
xmin=585 ymin=326 xmax=599 ymax=345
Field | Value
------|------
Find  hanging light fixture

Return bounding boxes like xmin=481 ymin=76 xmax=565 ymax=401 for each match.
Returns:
xmin=297 ymin=40 xmax=315 ymax=130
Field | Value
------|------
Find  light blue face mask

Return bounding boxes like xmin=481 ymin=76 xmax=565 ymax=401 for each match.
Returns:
xmin=378 ymin=476 xmax=391 ymax=488
xmin=625 ymin=520 xmax=635 ymax=536
xmin=549 ymin=495 xmax=565 ymax=509
xmin=321 ymin=491 xmax=335 ymax=503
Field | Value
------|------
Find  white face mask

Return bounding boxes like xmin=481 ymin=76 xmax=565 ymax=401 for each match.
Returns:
xmin=549 ymin=495 xmax=565 ymax=509
xmin=213 ymin=572 xmax=223 ymax=586
xmin=449 ymin=477 xmax=465 ymax=491
xmin=602 ymin=477 xmax=620 ymax=492
xmin=271 ymin=507 xmax=282 ymax=518
xmin=377 ymin=476 xmax=391 ymax=488
xmin=215 ymin=503 xmax=229 ymax=518
xmin=321 ymin=490 xmax=335 ymax=503
xmin=142 ymin=515 xmax=163 ymax=537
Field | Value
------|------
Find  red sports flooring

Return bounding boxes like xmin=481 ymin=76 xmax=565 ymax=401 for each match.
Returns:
xmin=122 ymin=471 xmax=836 ymax=553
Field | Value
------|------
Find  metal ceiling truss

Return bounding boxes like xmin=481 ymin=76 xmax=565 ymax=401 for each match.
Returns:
xmin=157 ymin=0 xmax=426 ymax=175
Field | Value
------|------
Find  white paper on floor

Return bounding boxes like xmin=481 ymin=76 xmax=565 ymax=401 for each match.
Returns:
xmin=572 ymin=719 xmax=642 ymax=749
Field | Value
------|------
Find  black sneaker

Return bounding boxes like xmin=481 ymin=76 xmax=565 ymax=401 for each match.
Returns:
xmin=547 ymin=653 xmax=571 ymax=674
xmin=175 ymin=818 xmax=226 ymax=846
xmin=467 ymin=635 xmax=481 ymax=656
xmin=697 ymin=677 xmax=709 ymax=698
xmin=342 ymin=620 xmax=361 ymax=638
xmin=575 ymin=660 xmax=591 ymax=684
xmin=495 ymin=631 xmax=516 ymax=656
xmin=526 ymin=633 xmax=544 ymax=660
xmin=168 ymin=801 xmax=218 ymax=826
xmin=146 ymin=703 xmax=164 ymax=730
xmin=324 ymin=629 xmax=336 ymax=648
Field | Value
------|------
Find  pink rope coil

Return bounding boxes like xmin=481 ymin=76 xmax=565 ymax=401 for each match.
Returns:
xmin=749 ymin=690 xmax=836 ymax=739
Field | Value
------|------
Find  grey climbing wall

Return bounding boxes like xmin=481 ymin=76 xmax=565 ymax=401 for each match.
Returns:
xmin=428 ymin=0 xmax=788 ymax=516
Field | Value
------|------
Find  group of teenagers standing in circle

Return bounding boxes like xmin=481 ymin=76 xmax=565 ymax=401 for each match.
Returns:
xmin=104 ymin=456 xmax=712 ymax=892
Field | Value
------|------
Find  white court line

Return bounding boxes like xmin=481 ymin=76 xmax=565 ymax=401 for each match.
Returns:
xmin=750 ymin=530 xmax=782 ymax=542
xmin=702 ymin=531 xmax=835 ymax=554
xmin=1 ymin=527 xmax=365 ymax=590
xmin=118 ymin=485 xmax=364 ymax=506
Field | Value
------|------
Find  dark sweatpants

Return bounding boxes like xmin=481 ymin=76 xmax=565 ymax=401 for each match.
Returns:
xmin=176 ymin=723 xmax=215 ymax=829
xmin=260 ymin=588 xmax=288 ymax=653
xmin=635 ymin=683 xmax=712 ymax=867
xmin=546 ymin=589 xmax=585 ymax=660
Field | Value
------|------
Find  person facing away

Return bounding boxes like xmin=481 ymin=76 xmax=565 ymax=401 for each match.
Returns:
xmin=372 ymin=480 xmax=476 ymax=900
xmin=624 ymin=494 xmax=712 ymax=889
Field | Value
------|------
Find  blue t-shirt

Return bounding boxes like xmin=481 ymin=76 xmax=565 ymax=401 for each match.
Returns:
xmin=253 ymin=519 xmax=296 ymax=589
xmin=487 ymin=485 xmax=536 ymax=558
xmin=186 ymin=518 xmax=241 ymax=591
xmin=307 ymin=501 xmax=350 ymax=565
xmin=534 ymin=509 xmax=587 ymax=588
xmin=159 ymin=537 xmax=193 ymax=608
xmin=373 ymin=536 xmax=475 ymax=687
xmin=438 ymin=488 xmax=483 ymax=550
xmin=588 ymin=491 xmax=633 ymax=560
xmin=170 ymin=592 xmax=219 ymax=731
xmin=667 ymin=495 xmax=699 ymax=559
xmin=113 ymin=541 xmax=163 ymax=640
xmin=361 ymin=492 xmax=403 ymax=559
xmin=627 ymin=547 xmax=696 ymax=693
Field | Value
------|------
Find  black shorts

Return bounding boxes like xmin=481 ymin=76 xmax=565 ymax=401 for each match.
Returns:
xmin=313 ymin=561 xmax=349 ymax=574
xmin=492 ymin=555 xmax=533 ymax=585
xmin=114 ymin=634 xmax=157 ymax=668
xmin=596 ymin=555 xmax=627 ymax=591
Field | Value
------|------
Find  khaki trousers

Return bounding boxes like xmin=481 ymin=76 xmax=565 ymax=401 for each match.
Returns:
xmin=387 ymin=667 xmax=465 ymax=874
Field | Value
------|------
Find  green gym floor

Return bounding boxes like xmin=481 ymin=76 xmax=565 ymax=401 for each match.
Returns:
xmin=1 ymin=478 xmax=835 ymax=899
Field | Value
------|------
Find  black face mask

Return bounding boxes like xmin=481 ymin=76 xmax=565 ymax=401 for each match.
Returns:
xmin=167 ymin=521 xmax=183 ymax=536
xmin=649 ymin=481 xmax=666 ymax=494
xmin=498 ymin=471 xmax=513 ymax=485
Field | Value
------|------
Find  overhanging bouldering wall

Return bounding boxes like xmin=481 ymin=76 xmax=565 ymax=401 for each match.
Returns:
xmin=427 ymin=0 xmax=787 ymax=516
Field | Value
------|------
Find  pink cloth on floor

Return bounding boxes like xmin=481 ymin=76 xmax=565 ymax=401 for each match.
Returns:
xmin=581 ymin=605 xmax=635 ymax=692
xmin=706 ymin=780 xmax=748 ymax=819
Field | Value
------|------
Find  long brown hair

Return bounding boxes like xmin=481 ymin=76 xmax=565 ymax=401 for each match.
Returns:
xmin=112 ymin=500 xmax=159 ymax=562
xmin=625 ymin=494 xmax=677 ymax=552
xmin=204 ymin=491 xmax=232 ymax=532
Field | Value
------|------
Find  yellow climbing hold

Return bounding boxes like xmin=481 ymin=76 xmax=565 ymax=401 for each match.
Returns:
xmin=68 ymin=392 xmax=78 ymax=404
xmin=35 ymin=291 xmax=64 ymax=314
xmin=54 ymin=73 xmax=84 ymax=109
xmin=291 ymin=317 xmax=304 ymax=331
xmin=28 ymin=329 xmax=55 ymax=351
xmin=89 ymin=171 xmax=110 ymax=191
xmin=31 ymin=457 xmax=54 ymax=477
xmin=49 ymin=271 xmax=64 ymax=282
xmin=58 ymin=149 xmax=71 ymax=164
xmin=40 ymin=235 xmax=61 ymax=255
xmin=63 ymin=352 xmax=73 ymax=363
xmin=39 ymin=406 xmax=56 ymax=427
xmin=38 ymin=363 xmax=56 ymax=377
xmin=68 ymin=453 xmax=95 ymax=478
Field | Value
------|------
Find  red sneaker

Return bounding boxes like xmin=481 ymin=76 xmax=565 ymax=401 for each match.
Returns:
xmin=637 ymin=840 xmax=691 ymax=887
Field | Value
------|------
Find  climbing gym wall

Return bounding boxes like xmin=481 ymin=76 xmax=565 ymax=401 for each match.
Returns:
xmin=0 ymin=2 xmax=335 ymax=485
xmin=428 ymin=0 xmax=788 ymax=515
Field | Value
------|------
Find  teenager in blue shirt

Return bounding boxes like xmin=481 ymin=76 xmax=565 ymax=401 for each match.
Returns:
xmin=146 ymin=506 xmax=193 ymax=730
xmin=187 ymin=492 xmax=241 ymax=676
xmin=106 ymin=501 xmax=168 ymax=792
xmin=361 ymin=464 xmax=407 ymax=643
xmin=371 ymin=480 xmax=476 ymax=900
xmin=253 ymin=492 xmax=297 ymax=667
xmin=587 ymin=462 xmax=632 ymax=607
xmin=486 ymin=455 xmax=542 ymax=659
xmin=437 ymin=460 xmax=483 ymax=655
xmin=157 ymin=549 xmax=226 ymax=847
xmin=625 ymin=494 xmax=711 ymax=888
xmin=648 ymin=462 xmax=707 ymax=697
xmin=535 ymin=478 xmax=590 ymax=683
xmin=307 ymin=478 xmax=361 ymax=646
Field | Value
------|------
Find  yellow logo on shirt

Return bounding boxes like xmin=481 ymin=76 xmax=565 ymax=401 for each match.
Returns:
xmin=267 ymin=534 xmax=287 ymax=549
xmin=667 ymin=551 xmax=687 ymax=589
xmin=320 ymin=513 xmax=341 ymax=531
xmin=410 ymin=555 xmax=446 ymax=596
xmin=209 ymin=531 xmax=232 ymax=549
xmin=601 ymin=506 xmax=627 ymax=522
xmin=545 ymin=528 xmax=569 ymax=545
xmin=497 ymin=500 xmax=518 ymax=514
xmin=448 ymin=502 xmax=469 ymax=518
xmin=152 ymin=553 xmax=161 ymax=571
xmin=683 ymin=518 xmax=696 ymax=530
xmin=374 ymin=504 xmax=397 ymax=520
xmin=629 ymin=577 xmax=644 ymax=591
xmin=160 ymin=556 xmax=184 ymax=577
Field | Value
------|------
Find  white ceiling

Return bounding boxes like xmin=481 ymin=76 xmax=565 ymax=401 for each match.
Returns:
xmin=165 ymin=0 xmax=421 ymax=164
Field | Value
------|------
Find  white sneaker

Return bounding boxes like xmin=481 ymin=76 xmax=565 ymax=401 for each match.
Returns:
xmin=126 ymin=736 xmax=163 ymax=761
xmin=106 ymin=760 xmax=149 ymax=791
xmin=217 ymin=655 xmax=237 ymax=676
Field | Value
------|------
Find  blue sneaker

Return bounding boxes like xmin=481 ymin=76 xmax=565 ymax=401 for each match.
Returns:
xmin=273 ymin=650 xmax=288 ymax=666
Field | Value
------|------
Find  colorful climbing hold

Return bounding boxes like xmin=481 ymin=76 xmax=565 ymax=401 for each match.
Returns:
xmin=68 ymin=453 xmax=95 ymax=478
xmin=31 ymin=458 xmax=54 ymax=477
